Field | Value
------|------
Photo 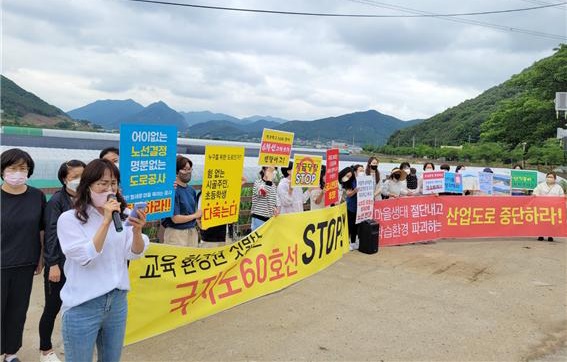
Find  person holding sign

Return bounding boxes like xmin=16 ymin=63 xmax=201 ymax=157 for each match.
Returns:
xmin=382 ymin=168 xmax=408 ymax=198
xmin=365 ymin=157 xmax=382 ymax=200
xmin=339 ymin=165 xmax=363 ymax=248
xmin=56 ymin=159 xmax=149 ymax=362
xmin=307 ymin=165 xmax=326 ymax=210
xmin=278 ymin=161 xmax=309 ymax=214
xmin=251 ymin=167 xmax=279 ymax=231
xmin=533 ymin=172 xmax=564 ymax=242
xmin=162 ymin=156 xmax=201 ymax=247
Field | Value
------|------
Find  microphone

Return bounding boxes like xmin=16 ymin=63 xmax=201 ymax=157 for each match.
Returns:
xmin=107 ymin=194 xmax=123 ymax=232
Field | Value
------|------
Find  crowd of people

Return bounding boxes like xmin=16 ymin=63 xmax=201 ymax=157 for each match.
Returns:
xmin=1 ymin=147 xmax=565 ymax=362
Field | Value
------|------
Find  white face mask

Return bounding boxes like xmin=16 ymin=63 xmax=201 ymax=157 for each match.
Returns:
xmin=114 ymin=162 xmax=119 ymax=169
xmin=342 ymin=176 xmax=350 ymax=183
xmin=3 ymin=171 xmax=28 ymax=186
xmin=67 ymin=178 xmax=81 ymax=192
xmin=546 ymin=177 xmax=555 ymax=185
xmin=425 ymin=167 xmax=433 ymax=171
xmin=403 ymin=168 xmax=410 ymax=175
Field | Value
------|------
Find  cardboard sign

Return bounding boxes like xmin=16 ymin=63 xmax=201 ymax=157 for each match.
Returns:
xmin=355 ymin=175 xmax=374 ymax=224
xmin=290 ymin=154 xmax=322 ymax=188
xmin=201 ymin=146 xmax=245 ymax=229
xmin=324 ymin=149 xmax=340 ymax=206
xmin=258 ymin=128 xmax=294 ymax=167
xmin=422 ymin=171 xmax=445 ymax=194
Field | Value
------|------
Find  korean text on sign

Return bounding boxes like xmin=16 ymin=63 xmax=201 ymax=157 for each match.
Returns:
xmin=201 ymin=146 xmax=245 ymax=229
xmin=291 ymin=154 xmax=322 ymax=188
xmin=325 ymin=149 xmax=340 ymax=206
xmin=120 ymin=124 xmax=177 ymax=221
xmin=258 ymin=128 xmax=294 ymax=167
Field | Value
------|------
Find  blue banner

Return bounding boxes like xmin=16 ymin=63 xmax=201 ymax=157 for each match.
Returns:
xmin=119 ymin=124 xmax=177 ymax=221
xmin=444 ymin=172 xmax=463 ymax=194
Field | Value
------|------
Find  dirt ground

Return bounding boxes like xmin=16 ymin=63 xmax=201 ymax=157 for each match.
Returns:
xmin=19 ymin=237 xmax=567 ymax=361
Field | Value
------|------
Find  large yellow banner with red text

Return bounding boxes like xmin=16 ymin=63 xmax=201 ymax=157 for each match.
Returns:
xmin=125 ymin=204 xmax=349 ymax=345
xmin=373 ymin=196 xmax=566 ymax=246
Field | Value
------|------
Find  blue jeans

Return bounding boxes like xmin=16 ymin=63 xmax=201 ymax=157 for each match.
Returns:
xmin=251 ymin=217 xmax=266 ymax=231
xmin=62 ymin=289 xmax=128 ymax=362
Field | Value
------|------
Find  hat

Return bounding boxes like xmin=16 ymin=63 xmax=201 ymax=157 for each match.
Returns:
xmin=482 ymin=167 xmax=493 ymax=173
xmin=390 ymin=168 xmax=407 ymax=181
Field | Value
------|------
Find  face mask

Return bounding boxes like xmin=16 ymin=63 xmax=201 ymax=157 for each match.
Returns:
xmin=67 ymin=178 xmax=81 ymax=192
xmin=425 ymin=167 xmax=433 ymax=171
xmin=546 ymin=177 xmax=555 ymax=185
xmin=3 ymin=171 xmax=28 ymax=186
xmin=114 ymin=162 xmax=119 ymax=169
xmin=394 ymin=174 xmax=401 ymax=180
xmin=178 ymin=172 xmax=191 ymax=183
xmin=342 ymin=176 xmax=350 ymax=183
xmin=370 ymin=165 xmax=378 ymax=171
xmin=90 ymin=189 xmax=113 ymax=208
xmin=403 ymin=168 xmax=410 ymax=175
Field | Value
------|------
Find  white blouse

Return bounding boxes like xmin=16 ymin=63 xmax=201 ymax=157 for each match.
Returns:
xmin=57 ymin=206 xmax=149 ymax=314
xmin=532 ymin=182 xmax=565 ymax=196
xmin=277 ymin=177 xmax=309 ymax=214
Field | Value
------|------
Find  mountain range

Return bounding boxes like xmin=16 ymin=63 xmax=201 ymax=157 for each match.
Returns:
xmin=4 ymin=46 xmax=563 ymax=147
xmin=66 ymin=99 xmax=421 ymax=145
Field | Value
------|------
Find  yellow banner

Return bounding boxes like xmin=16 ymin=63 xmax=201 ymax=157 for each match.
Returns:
xmin=201 ymin=146 xmax=245 ymax=229
xmin=258 ymin=128 xmax=294 ymax=167
xmin=125 ymin=204 xmax=349 ymax=345
xmin=291 ymin=153 xmax=322 ymax=188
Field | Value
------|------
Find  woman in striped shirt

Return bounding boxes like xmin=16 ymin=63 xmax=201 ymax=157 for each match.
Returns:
xmin=250 ymin=167 xmax=280 ymax=231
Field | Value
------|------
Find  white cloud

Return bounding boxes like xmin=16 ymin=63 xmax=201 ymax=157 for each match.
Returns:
xmin=2 ymin=0 xmax=564 ymax=120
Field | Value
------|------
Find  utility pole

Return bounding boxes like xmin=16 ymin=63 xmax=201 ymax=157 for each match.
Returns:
xmin=412 ymin=135 xmax=415 ymax=149
xmin=468 ymin=134 xmax=471 ymax=143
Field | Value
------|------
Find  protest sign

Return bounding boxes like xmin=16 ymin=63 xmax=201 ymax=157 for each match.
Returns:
xmin=125 ymin=204 xmax=349 ymax=345
xmin=478 ymin=172 xmax=494 ymax=195
xmin=355 ymin=174 xmax=374 ymax=224
xmin=258 ymin=129 xmax=294 ymax=167
xmin=325 ymin=149 xmax=340 ymax=206
xmin=511 ymin=170 xmax=538 ymax=190
xmin=374 ymin=196 xmax=566 ymax=246
xmin=421 ymin=171 xmax=445 ymax=194
xmin=444 ymin=172 xmax=463 ymax=194
xmin=201 ymin=146 xmax=245 ymax=229
xmin=291 ymin=154 xmax=322 ymax=188
xmin=493 ymin=174 xmax=511 ymax=195
xmin=120 ymin=124 xmax=177 ymax=221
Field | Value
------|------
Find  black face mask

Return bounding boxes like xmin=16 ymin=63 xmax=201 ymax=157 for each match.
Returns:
xmin=370 ymin=165 xmax=378 ymax=171
xmin=394 ymin=174 xmax=401 ymax=180
xmin=179 ymin=173 xmax=191 ymax=183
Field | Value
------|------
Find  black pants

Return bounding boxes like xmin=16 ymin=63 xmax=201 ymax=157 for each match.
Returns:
xmin=347 ymin=210 xmax=358 ymax=244
xmin=39 ymin=264 xmax=66 ymax=351
xmin=1 ymin=265 xmax=35 ymax=355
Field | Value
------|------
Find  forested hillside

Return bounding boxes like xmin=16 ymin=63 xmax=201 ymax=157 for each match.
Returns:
xmin=388 ymin=45 xmax=567 ymax=149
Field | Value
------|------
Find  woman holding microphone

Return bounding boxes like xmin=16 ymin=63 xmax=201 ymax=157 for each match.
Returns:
xmin=56 ymin=159 xmax=149 ymax=362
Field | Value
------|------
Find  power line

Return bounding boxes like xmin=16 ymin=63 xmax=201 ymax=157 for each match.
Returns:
xmin=125 ymin=0 xmax=567 ymax=18
xmin=519 ymin=0 xmax=567 ymax=12
xmin=347 ymin=0 xmax=567 ymax=41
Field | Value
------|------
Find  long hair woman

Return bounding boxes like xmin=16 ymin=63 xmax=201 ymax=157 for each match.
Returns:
xmin=56 ymin=159 xmax=149 ymax=362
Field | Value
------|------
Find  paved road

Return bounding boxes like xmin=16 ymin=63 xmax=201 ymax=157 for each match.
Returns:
xmin=19 ymin=237 xmax=566 ymax=361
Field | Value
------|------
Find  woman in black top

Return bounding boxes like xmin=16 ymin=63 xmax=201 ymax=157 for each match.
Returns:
xmin=39 ymin=160 xmax=85 ymax=362
xmin=1 ymin=148 xmax=46 ymax=362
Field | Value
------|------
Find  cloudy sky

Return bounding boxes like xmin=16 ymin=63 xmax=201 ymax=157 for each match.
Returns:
xmin=3 ymin=0 xmax=566 ymax=121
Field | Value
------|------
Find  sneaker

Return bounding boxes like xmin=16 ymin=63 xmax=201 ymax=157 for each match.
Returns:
xmin=547 ymin=237 xmax=554 ymax=242
xmin=4 ymin=356 xmax=21 ymax=362
xmin=39 ymin=351 xmax=62 ymax=362
xmin=537 ymin=237 xmax=544 ymax=241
